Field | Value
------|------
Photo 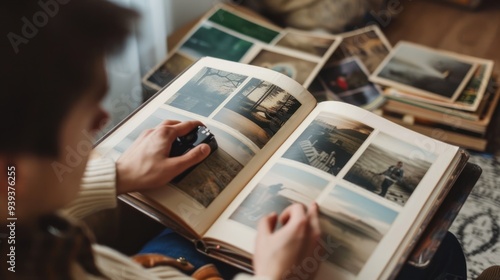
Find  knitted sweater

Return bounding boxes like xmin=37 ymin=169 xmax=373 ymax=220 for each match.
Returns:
xmin=63 ymin=158 xmax=266 ymax=280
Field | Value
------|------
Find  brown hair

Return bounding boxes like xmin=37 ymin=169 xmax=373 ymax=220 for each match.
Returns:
xmin=0 ymin=0 xmax=138 ymax=157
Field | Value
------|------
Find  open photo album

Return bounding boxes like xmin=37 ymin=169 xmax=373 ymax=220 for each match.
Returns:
xmin=94 ymin=57 xmax=469 ymax=280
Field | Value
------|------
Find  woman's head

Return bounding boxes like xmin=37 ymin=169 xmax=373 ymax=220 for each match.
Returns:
xmin=1 ymin=0 xmax=138 ymax=157
xmin=0 ymin=0 xmax=138 ymax=220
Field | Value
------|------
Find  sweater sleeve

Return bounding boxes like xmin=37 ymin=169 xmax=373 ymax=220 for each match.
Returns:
xmin=61 ymin=158 xmax=117 ymax=220
xmin=88 ymin=245 xmax=272 ymax=280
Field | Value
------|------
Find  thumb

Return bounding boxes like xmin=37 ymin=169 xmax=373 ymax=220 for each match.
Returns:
xmin=171 ymin=144 xmax=211 ymax=172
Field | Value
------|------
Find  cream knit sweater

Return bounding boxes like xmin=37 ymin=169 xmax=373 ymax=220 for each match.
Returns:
xmin=62 ymin=158 xmax=266 ymax=280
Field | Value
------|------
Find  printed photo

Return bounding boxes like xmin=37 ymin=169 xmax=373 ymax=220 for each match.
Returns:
xmin=328 ymin=25 xmax=392 ymax=73
xmin=174 ymin=145 xmax=243 ymax=208
xmin=319 ymin=185 xmax=399 ymax=276
xmin=208 ymin=8 xmax=280 ymax=43
xmin=344 ymin=132 xmax=437 ymax=206
xmin=370 ymin=41 xmax=477 ymax=102
xmin=383 ymin=60 xmax=494 ymax=113
xmin=455 ymin=61 xmax=493 ymax=109
xmin=314 ymin=57 xmax=384 ymax=109
xmin=113 ymin=108 xmax=191 ymax=153
xmin=274 ymin=29 xmax=338 ymax=57
xmin=282 ymin=113 xmax=373 ymax=176
xmin=214 ymin=78 xmax=301 ymax=148
xmin=144 ymin=53 xmax=195 ymax=90
xmin=248 ymin=48 xmax=318 ymax=86
xmin=179 ymin=23 xmax=253 ymax=62
xmin=230 ymin=163 xmax=329 ymax=229
xmin=165 ymin=67 xmax=247 ymax=117
xmin=112 ymin=108 xmax=250 ymax=208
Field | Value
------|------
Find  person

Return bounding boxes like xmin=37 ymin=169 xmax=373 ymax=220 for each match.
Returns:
xmin=0 ymin=1 xmax=321 ymax=279
xmin=377 ymin=161 xmax=404 ymax=198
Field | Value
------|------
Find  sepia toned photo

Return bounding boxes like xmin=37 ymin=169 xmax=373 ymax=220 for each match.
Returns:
xmin=319 ymin=185 xmax=399 ymax=277
xmin=174 ymin=146 xmax=243 ymax=208
xmin=230 ymin=163 xmax=329 ymax=229
xmin=370 ymin=41 xmax=477 ymax=102
xmin=144 ymin=52 xmax=195 ymax=90
xmin=248 ymin=48 xmax=318 ymax=85
xmin=274 ymin=29 xmax=338 ymax=57
xmin=174 ymin=124 xmax=261 ymax=207
xmin=179 ymin=23 xmax=254 ymax=62
xmin=344 ymin=132 xmax=437 ymax=206
xmin=208 ymin=8 xmax=280 ymax=44
xmin=282 ymin=113 xmax=373 ymax=176
xmin=214 ymin=78 xmax=301 ymax=148
xmin=314 ymin=57 xmax=384 ymax=109
xmin=111 ymin=108 xmax=252 ymax=208
xmin=165 ymin=67 xmax=247 ymax=117
xmin=328 ymin=25 xmax=392 ymax=73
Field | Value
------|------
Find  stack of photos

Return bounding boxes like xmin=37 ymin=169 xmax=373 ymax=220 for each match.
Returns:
xmin=369 ymin=41 xmax=497 ymax=149
xmin=141 ymin=3 xmax=497 ymax=149
xmin=143 ymin=4 xmax=341 ymax=91
xmin=370 ymin=41 xmax=480 ymax=103
xmin=228 ymin=112 xmax=438 ymax=279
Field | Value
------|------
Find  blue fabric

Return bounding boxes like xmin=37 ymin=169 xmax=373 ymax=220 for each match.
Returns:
xmin=140 ymin=229 xmax=466 ymax=280
xmin=138 ymin=229 xmax=244 ymax=279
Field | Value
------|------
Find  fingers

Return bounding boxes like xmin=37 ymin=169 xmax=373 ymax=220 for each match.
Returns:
xmin=279 ymin=203 xmax=307 ymax=226
xmin=308 ymin=202 xmax=321 ymax=238
xmin=156 ymin=120 xmax=181 ymax=127
xmin=156 ymin=120 xmax=204 ymax=139
xmin=257 ymin=212 xmax=278 ymax=236
xmin=168 ymin=143 xmax=211 ymax=173
xmin=305 ymin=202 xmax=322 ymax=260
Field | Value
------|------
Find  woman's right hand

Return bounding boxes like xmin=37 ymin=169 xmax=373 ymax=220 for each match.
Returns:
xmin=253 ymin=203 xmax=322 ymax=280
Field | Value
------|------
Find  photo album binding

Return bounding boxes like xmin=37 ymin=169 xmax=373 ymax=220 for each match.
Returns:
xmin=94 ymin=57 xmax=468 ymax=280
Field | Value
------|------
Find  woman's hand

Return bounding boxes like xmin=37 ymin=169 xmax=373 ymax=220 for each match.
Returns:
xmin=253 ymin=203 xmax=322 ymax=280
xmin=115 ymin=120 xmax=211 ymax=194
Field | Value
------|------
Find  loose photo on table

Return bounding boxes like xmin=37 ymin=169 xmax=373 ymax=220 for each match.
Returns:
xmin=208 ymin=7 xmax=280 ymax=44
xmin=144 ymin=52 xmax=195 ymax=91
xmin=328 ymin=25 xmax=392 ymax=73
xmin=179 ymin=22 xmax=254 ymax=62
xmin=314 ymin=57 xmax=384 ymax=109
xmin=247 ymin=47 xmax=318 ymax=86
xmin=370 ymin=41 xmax=477 ymax=102
xmin=274 ymin=28 xmax=339 ymax=57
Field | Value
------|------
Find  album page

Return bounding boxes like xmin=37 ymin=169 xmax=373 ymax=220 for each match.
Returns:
xmin=203 ymin=101 xmax=464 ymax=279
xmin=93 ymin=56 xmax=317 ymax=237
